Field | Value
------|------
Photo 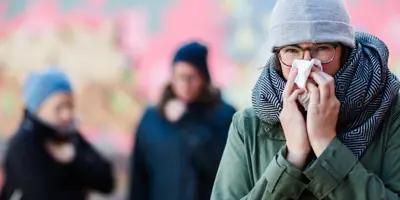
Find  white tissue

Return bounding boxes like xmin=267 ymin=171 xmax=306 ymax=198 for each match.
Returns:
xmin=291 ymin=59 xmax=323 ymax=110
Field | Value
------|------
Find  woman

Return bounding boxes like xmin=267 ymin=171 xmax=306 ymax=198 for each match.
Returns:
xmin=0 ymin=68 xmax=114 ymax=200
xmin=212 ymin=0 xmax=400 ymax=199
xmin=129 ymin=41 xmax=236 ymax=200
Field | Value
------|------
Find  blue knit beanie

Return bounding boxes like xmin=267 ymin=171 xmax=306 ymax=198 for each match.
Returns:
xmin=23 ymin=67 xmax=72 ymax=112
xmin=268 ymin=0 xmax=355 ymax=51
xmin=173 ymin=41 xmax=211 ymax=82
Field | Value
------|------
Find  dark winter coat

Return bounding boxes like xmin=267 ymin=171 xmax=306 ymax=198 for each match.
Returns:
xmin=0 ymin=111 xmax=114 ymax=200
xmin=129 ymin=100 xmax=236 ymax=200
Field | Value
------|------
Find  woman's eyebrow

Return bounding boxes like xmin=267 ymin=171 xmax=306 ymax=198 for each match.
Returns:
xmin=286 ymin=44 xmax=302 ymax=48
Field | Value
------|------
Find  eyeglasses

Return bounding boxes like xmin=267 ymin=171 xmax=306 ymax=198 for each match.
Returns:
xmin=274 ymin=43 xmax=339 ymax=67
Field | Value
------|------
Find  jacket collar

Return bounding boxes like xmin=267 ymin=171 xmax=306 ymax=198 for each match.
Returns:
xmin=21 ymin=110 xmax=75 ymax=141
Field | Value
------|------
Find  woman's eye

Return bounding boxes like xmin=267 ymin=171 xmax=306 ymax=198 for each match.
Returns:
xmin=285 ymin=48 xmax=299 ymax=53
xmin=316 ymin=46 xmax=330 ymax=51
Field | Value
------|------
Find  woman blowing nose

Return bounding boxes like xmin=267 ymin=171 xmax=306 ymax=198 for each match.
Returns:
xmin=212 ymin=0 xmax=400 ymax=199
xmin=0 ymin=68 xmax=114 ymax=200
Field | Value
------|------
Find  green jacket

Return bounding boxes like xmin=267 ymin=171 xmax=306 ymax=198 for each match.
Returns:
xmin=211 ymin=96 xmax=400 ymax=200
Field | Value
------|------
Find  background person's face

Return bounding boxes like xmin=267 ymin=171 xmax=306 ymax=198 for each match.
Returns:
xmin=36 ymin=92 xmax=75 ymax=128
xmin=171 ymin=61 xmax=205 ymax=103
xmin=280 ymin=43 xmax=343 ymax=80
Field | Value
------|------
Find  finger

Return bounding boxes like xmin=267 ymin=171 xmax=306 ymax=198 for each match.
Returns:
xmin=311 ymin=65 xmax=322 ymax=73
xmin=320 ymin=72 xmax=336 ymax=97
xmin=307 ymin=81 xmax=320 ymax=105
xmin=286 ymin=89 xmax=306 ymax=111
xmin=287 ymin=88 xmax=306 ymax=103
xmin=310 ymin=72 xmax=330 ymax=101
xmin=283 ymin=68 xmax=298 ymax=100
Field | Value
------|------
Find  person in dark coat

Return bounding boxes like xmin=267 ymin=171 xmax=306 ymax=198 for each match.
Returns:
xmin=128 ymin=41 xmax=236 ymax=200
xmin=0 ymin=68 xmax=114 ymax=200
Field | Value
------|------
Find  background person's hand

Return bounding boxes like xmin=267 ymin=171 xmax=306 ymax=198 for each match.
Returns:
xmin=280 ymin=68 xmax=310 ymax=169
xmin=306 ymin=71 xmax=340 ymax=156
xmin=164 ymin=99 xmax=187 ymax=122
xmin=45 ymin=140 xmax=76 ymax=164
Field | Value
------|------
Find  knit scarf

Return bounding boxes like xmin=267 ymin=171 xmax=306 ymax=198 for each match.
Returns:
xmin=252 ymin=32 xmax=400 ymax=157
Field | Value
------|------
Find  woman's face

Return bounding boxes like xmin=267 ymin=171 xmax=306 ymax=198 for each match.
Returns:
xmin=279 ymin=43 xmax=343 ymax=80
xmin=171 ymin=61 xmax=205 ymax=103
xmin=36 ymin=92 xmax=75 ymax=128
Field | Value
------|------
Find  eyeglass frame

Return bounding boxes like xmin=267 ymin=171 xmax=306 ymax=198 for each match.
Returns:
xmin=273 ymin=43 xmax=339 ymax=67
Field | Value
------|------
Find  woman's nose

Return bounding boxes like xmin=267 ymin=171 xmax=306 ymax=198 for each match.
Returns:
xmin=303 ymin=50 xmax=312 ymax=60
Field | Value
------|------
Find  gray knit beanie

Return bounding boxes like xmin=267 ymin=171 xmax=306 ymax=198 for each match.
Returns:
xmin=268 ymin=0 xmax=355 ymax=51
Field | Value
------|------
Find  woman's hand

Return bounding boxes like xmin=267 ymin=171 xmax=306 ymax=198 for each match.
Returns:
xmin=306 ymin=71 xmax=340 ymax=157
xmin=280 ymin=68 xmax=310 ymax=169
xmin=46 ymin=141 xmax=76 ymax=164
xmin=164 ymin=99 xmax=187 ymax=122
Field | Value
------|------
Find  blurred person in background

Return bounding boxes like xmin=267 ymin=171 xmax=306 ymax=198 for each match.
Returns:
xmin=212 ymin=0 xmax=400 ymax=199
xmin=129 ymin=41 xmax=236 ymax=200
xmin=0 ymin=68 xmax=114 ymax=200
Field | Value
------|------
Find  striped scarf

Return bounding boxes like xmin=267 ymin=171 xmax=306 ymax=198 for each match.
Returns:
xmin=252 ymin=32 xmax=400 ymax=157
